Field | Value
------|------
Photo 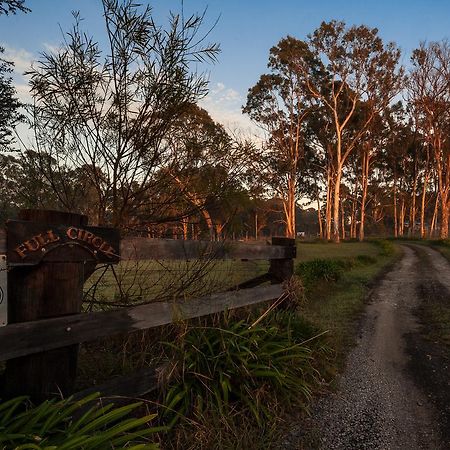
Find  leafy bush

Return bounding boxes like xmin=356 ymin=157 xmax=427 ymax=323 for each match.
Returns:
xmin=160 ymin=312 xmax=327 ymax=428
xmin=0 ymin=393 xmax=159 ymax=449
xmin=370 ymin=239 xmax=395 ymax=256
xmin=295 ymin=258 xmax=347 ymax=288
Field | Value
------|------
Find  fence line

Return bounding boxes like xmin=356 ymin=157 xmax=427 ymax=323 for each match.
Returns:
xmin=0 ymin=284 xmax=283 ymax=362
xmin=0 ymin=210 xmax=296 ymax=402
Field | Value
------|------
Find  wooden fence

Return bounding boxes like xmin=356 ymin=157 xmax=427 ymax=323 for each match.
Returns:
xmin=0 ymin=209 xmax=296 ymax=402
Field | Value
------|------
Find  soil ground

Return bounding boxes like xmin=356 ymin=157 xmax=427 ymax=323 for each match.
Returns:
xmin=282 ymin=244 xmax=449 ymax=449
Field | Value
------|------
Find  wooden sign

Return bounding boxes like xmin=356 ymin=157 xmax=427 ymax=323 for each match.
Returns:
xmin=0 ymin=255 xmax=6 ymax=326
xmin=7 ymin=220 xmax=120 ymax=266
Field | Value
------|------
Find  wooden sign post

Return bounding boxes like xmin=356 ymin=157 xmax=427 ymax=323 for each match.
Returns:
xmin=3 ymin=209 xmax=119 ymax=402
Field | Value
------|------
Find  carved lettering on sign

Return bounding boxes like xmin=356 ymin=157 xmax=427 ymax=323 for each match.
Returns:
xmin=14 ymin=227 xmax=117 ymax=260
xmin=14 ymin=230 xmax=60 ymax=258
xmin=66 ymin=227 xmax=117 ymax=258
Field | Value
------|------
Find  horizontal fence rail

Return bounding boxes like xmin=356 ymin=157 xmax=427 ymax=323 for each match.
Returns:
xmin=121 ymin=237 xmax=294 ymax=260
xmin=0 ymin=284 xmax=283 ymax=362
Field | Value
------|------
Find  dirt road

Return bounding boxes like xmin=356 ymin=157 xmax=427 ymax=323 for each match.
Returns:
xmin=285 ymin=244 xmax=450 ymax=449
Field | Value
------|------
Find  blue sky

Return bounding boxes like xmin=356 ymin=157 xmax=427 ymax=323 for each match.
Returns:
xmin=2 ymin=0 xmax=450 ymax=134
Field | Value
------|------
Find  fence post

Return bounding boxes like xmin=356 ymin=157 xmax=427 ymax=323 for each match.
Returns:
xmin=269 ymin=237 xmax=296 ymax=283
xmin=3 ymin=210 xmax=90 ymax=402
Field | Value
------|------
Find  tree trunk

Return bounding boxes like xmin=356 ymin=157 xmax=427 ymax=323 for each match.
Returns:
xmin=399 ymin=197 xmax=405 ymax=236
xmin=409 ymin=178 xmax=418 ymax=237
xmin=283 ymin=179 xmax=296 ymax=238
xmin=201 ymin=208 xmax=215 ymax=241
xmin=325 ymin=167 xmax=333 ymax=240
xmin=182 ymin=220 xmax=188 ymax=240
xmin=393 ymin=172 xmax=398 ymax=238
xmin=440 ymin=192 xmax=449 ymax=239
xmin=359 ymin=149 xmax=369 ymax=242
xmin=332 ymin=168 xmax=342 ymax=243
xmin=420 ymin=169 xmax=430 ymax=239
xmin=316 ymin=194 xmax=323 ymax=239
xmin=350 ymin=198 xmax=356 ymax=239
xmin=430 ymin=191 xmax=439 ymax=237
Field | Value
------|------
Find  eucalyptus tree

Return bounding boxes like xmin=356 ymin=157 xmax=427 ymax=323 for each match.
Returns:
xmin=27 ymin=0 xmax=219 ymax=228
xmin=243 ymin=36 xmax=323 ymax=238
xmin=300 ymin=20 xmax=404 ymax=241
xmin=408 ymin=41 xmax=450 ymax=238
xmin=162 ymin=103 xmax=249 ymax=240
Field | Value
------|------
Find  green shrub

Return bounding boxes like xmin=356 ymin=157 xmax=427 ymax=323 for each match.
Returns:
xmin=160 ymin=313 xmax=327 ymax=428
xmin=295 ymin=258 xmax=347 ymax=287
xmin=0 ymin=393 xmax=160 ymax=449
xmin=370 ymin=239 xmax=395 ymax=256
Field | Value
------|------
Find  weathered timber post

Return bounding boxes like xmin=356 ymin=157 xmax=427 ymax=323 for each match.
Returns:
xmin=3 ymin=209 xmax=119 ymax=402
xmin=269 ymin=237 xmax=296 ymax=283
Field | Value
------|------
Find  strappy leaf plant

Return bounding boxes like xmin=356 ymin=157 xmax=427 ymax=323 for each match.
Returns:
xmin=0 ymin=392 xmax=160 ymax=449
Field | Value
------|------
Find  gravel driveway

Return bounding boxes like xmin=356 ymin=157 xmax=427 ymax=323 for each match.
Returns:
xmin=283 ymin=244 xmax=449 ymax=449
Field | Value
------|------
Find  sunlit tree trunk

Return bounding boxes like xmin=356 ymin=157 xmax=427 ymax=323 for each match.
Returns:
xmin=350 ymin=199 xmax=357 ymax=239
xmin=316 ymin=193 xmax=323 ymax=239
xmin=409 ymin=176 xmax=418 ymax=237
xmin=182 ymin=220 xmax=188 ymax=240
xmin=359 ymin=146 xmax=370 ymax=242
xmin=399 ymin=196 xmax=406 ymax=236
xmin=332 ymin=164 xmax=343 ymax=243
xmin=325 ymin=167 xmax=333 ymax=240
xmin=430 ymin=188 xmax=439 ymax=237
xmin=393 ymin=172 xmax=398 ymax=238
xmin=283 ymin=177 xmax=296 ymax=238
xmin=420 ymin=166 xmax=430 ymax=239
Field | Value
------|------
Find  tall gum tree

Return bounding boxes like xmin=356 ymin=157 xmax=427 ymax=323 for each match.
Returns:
xmin=409 ymin=41 xmax=450 ymax=239
xmin=299 ymin=20 xmax=403 ymax=242
xmin=243 ymin=37 xmax=321 ymax=238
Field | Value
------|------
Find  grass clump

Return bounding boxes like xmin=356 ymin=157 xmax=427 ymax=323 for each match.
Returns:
xmin=295 ymin=258 xmax=349 ymax=289
xmin=370 ymin=239 xmax=395 ymax=256
xmin=159 ymin=310 xmax=329 ymax=443
xmin=0 ymin=393 xmax=160 ymax=449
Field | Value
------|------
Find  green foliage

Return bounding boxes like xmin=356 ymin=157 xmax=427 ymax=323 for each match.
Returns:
xmin=296 ymin=258 xmax=347 ymax=287
xmin=160 ymin=312 xmax=328 ymax=428
xmin=0 ymin=47 xmax=24 ymax=152
xmin=370 ymin=239 xmax=395 ymax=256
xmin=0 ymin=392 xmax=160 ymax=449
xmin=296 ymin=252 xmax=380 ymax=290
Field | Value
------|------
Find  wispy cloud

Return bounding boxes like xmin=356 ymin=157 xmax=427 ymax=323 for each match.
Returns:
xmin=2 ymin=45 xmax=35 ymax=104
xmin=200 ymin=82 xmax=262 ymax=139
xmin=2 ymin=45 xmax=35 ymax=74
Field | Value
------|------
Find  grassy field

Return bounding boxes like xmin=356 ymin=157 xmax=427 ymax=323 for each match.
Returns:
xmin=296 ymin=241 xmax=380 ymax=262
xmin=84 ymin=240 xmax=383 ymax=308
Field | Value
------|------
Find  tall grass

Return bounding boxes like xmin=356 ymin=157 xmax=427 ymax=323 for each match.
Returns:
xmin=155 ymin=307 xmax=330 ymax=449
